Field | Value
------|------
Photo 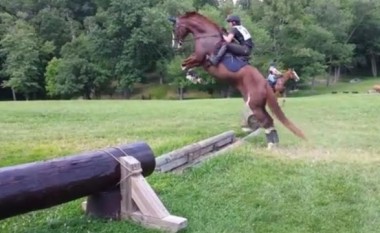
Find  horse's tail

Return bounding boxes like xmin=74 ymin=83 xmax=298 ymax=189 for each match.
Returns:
xmin=265 ymin=84 xmax=307 ymax=140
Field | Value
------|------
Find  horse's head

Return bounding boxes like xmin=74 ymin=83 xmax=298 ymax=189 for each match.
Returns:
xmin=168 ymin=12 xmax=222 ymax=51
xmin=168 ymin=16 xmax=190 ymax=50
xmin=286 ymin=68 xmax=300 ymax=82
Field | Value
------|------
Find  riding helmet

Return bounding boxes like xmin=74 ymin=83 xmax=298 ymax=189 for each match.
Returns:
xmin=226 ymin=15 xmax=241 ymax=24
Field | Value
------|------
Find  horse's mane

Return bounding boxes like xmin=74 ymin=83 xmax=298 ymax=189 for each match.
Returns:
xmin=181 ymin=11 xmax=221 ymax=32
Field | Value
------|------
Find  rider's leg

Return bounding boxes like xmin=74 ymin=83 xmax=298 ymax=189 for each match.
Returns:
xmin=267 ymin=79 xmax=273 ymax=87
xmin=226 ymin=43 xmax=251 ymax=56
xmin=208 ymin=44 xmax=228 ymax=65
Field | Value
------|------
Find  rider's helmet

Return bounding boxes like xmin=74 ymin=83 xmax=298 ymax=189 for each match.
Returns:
xmin=226 ymin=15 xmax=241 ymax=25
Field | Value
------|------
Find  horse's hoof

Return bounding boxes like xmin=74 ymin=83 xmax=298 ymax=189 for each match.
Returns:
xmin=186 ymin=74 xmax=197 ymax=84
xmin=242 ymin=128 xmax=261 ymax=141
xmin=241 ymin=127 xmax=253 ymax=133
xmin=267 ymin=142 xmax=278 ymax=150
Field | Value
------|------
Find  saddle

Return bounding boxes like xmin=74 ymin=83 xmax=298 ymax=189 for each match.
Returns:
xmin=268 ymin=79 xmax=277 ymax=90
xmin=218 ymin=41 xmax=250 ymax=72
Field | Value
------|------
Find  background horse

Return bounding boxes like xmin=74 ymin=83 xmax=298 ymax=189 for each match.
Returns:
xmin=169 ymin=12 xmax=306 ymax=149
xmin=372 ymin=84 xmax=380 ymax=93
xmin=273 ymin=68 xmax=300 ymax=106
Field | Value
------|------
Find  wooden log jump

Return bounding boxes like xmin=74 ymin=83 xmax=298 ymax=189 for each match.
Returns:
xmin=0 ymin=142 xmax=187 ymax=232
xmin=83 ymin=156 xmax=187 ymax=232
xmin=155 ymin=131 xmax=236 ymax=172
xmin=0 ymin=142 xmax=155 ymax=220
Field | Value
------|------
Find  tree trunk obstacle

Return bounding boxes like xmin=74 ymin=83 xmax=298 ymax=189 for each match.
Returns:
xmin=0 ymin=142 xmax=187 ymax=232
xmin=0 ymin=131 xmax=247 ymax=232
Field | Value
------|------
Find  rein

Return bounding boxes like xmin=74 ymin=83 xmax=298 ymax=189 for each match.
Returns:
xmin=194 ymin=34 xmax=221 ymax=40
xmin=177 ymin=33 xmax=222 ymax=43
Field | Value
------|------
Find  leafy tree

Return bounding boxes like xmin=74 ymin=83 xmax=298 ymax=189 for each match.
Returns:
xmin=167 ymin=55 xmax=193 ymax=100
xmin=0 ymin=20 xmax=44 ymax=100
xmin=350 ymin=0 xmax=380 ymax=77
xmin=307 ymin=0 xmax=355 ymax=83
xmin=45 ymin=34 xmax=109 ymax=99
xmin=193 ymin=0 xmax=219 ymax=10
xmin=1 ymin=0 xmax=380 ymax=100
xmin=45 ymin=57 xmax=60 ymax=97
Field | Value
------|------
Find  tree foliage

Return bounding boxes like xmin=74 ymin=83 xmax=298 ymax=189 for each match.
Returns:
xmin=0 ymin=0 xmax=379 ymax=100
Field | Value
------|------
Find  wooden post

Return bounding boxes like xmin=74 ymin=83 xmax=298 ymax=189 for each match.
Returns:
xmin=120 ymin=156 xmax=187 ymax=233
xmin=120 ymin=156 xmax=139 ymax=217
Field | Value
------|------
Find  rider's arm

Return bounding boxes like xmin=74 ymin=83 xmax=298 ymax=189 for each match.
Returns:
xmin=223 ymin=27 xmax=237 ymax=43
xmin=269 ymin=66 xmax=282 ymax=76
xmin=223 ymin=33 xmax=234 ymax=43
xmin=274 ymin=68 xmax=282 ymax=76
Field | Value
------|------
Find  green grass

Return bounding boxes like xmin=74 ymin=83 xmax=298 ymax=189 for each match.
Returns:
xmin=291 ymin=77 xmax=380 ymax=97
xmin=0 ymin=92 xmax=380 ymax=233
xmin=129 ymin=83 xmax=213 ymax=100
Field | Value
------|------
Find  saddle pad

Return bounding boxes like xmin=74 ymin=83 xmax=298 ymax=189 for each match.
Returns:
xmin=221 ymin=54 xmax=248 ymax=72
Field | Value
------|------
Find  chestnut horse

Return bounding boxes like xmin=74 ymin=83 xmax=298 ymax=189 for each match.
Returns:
xmin=372 ymin=84 xmax=380 ymax=93
xmin=272 ymin=68 xmax=300 ymax=106
xmin=169 ymin=12 xmax=306 ymax=148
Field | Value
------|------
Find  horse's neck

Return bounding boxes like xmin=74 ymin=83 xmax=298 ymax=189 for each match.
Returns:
xmin=282 ymin=73 xmax=291 ymax=82
xmin=277 ymin=75 xmax=289 ymax=86
xmin=277 ymin=77 xmax=284 ymax=86
xmin=190 ymin=28 xmax=220 ymax=38
xmin=185 ymin=19 xmax=220 ymax=38
xmin=191 ymin=29 xmax=221 ymax=54
xmin=184 ymin=18 xmax=222 ymax=55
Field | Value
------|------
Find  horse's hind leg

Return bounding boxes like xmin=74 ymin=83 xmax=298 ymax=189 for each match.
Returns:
xmin=246 ymin=97 xmax=279 ymax=149
xmin=261 ymin=106 xmax=280 ymax=149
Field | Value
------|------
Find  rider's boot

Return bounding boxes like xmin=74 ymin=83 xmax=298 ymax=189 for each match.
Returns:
xmin=208 ymin=44 xmax=227 ymax=66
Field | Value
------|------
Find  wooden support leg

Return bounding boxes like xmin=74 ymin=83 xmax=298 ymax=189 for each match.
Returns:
xmin=120 ymin=156 xmax=187 ymax=233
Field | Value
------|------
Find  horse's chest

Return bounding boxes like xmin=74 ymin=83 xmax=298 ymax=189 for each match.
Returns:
xmin=198 ymin=40 xmax=218 ymax=54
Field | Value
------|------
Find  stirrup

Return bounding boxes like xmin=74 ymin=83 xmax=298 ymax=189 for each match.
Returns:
xmin=208 ymin=54 xmax=219 ymax=66
xmin=239 ymin=55 xmax=250 ymax=62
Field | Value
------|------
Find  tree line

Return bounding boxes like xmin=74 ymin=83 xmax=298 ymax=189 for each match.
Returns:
xmin=0 ymin=0 xmax=379 ymax=100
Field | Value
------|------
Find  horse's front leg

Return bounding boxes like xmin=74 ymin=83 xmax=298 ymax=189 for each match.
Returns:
xmin=181 ymin=53 xmax=203 ymax=70
xmin=281 ymin=91 xmax=286 ymax=107
xmin=181 ymin=55 xmax=195 ymax=70
xmin=181 ymin=54 xmax=204 ymax=83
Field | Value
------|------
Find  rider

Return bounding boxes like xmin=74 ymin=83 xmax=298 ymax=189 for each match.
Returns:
xmin=208 ymin=15 xmax=254 ymax=66
xmin=267 ymin=61 xmax=282 ymax=88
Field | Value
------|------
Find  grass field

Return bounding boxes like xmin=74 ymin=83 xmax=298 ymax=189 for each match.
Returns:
xmin=0 ymin=88 xmax=380 ymax=232
xmin=291 ymin=77 xmax=380 ymax=97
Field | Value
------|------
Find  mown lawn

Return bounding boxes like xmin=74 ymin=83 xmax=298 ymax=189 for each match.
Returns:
xmin=0 ymin=92 xmax=379 ymax=233
xmin=291 ymin=77 xmax=380 ymax=97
